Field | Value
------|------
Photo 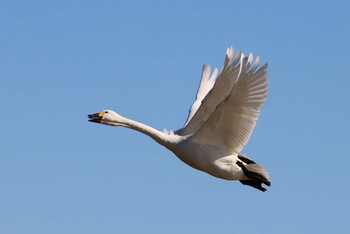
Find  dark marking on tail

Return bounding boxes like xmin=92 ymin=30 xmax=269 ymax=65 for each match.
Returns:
xmin=240 ymin=180 xmax=267 ymax=192
xmin=238 ymin=154 xmax=256 ymax=164
xmin=236 ymin=161 xmax=271 ymax=192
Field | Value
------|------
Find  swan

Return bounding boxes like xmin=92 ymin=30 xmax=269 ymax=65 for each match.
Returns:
xmin=88 ymin=47 xmax=270 ymax=191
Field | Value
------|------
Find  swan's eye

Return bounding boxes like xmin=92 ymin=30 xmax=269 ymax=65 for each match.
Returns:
xmin=105 ymin=111 xmax=109 ymax=114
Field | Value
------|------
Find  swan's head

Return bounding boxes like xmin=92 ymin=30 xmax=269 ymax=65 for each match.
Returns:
xmin=88 ymin=110 xmax=124 ymax=126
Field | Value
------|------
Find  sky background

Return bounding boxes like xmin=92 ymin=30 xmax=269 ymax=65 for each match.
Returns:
xmin=1 ymin=0 xmax=350 ymax=233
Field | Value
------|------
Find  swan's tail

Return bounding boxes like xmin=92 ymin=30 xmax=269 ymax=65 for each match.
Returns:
xmin=237 ymin=153 xmax=271 ymax=192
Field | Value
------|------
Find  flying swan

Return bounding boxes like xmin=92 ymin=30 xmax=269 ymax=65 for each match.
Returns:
xmin=88 ymin=47 xmax=270 ymax=191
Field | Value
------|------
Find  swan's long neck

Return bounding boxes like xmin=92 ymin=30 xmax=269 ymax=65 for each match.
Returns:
xmin=115 ymin=116 xmax=182 ymax=150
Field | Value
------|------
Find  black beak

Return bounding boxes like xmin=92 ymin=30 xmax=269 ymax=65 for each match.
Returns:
xmin=88 ymin=113 xmax=102 ymax=123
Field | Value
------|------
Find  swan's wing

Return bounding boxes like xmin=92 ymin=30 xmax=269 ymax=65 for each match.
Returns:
xmin=176 ymin=47 xmax=242 ymax=136
xmin=183 ymin=64 xmax=217 ymax=126
xmin=190 ymin=54 xmax=268 ymax=153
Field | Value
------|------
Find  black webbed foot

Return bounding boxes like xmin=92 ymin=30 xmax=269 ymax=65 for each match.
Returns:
xmin=236 ymin=160 xmax=271 ymax=192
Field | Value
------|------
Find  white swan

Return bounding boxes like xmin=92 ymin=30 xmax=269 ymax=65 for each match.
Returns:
xmin=88 ymin=47 xmax=270 ymax=191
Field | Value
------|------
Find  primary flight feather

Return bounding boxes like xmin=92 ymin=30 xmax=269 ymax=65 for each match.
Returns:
xmin=88 ymin=47 xmax=270 ymax=191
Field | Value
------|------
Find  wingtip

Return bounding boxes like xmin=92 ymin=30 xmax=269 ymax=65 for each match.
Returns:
xmin=226 ymin=47 xmax=234 ymax=60
xmin=202 ymin=64 xmax=211 ymax=73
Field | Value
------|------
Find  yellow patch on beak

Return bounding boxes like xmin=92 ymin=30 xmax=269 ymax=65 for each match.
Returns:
xmin=98 ymin=111 xmax=105 ymax=117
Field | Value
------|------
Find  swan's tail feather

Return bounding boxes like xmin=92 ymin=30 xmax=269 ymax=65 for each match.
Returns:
xmin=236 ymin=155 xmax=271 ymax=192
xmin=245 ymin=163 xmax=270 ymax=184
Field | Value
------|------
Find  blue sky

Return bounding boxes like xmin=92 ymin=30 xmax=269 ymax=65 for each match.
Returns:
xmin=1 ymin=0 xmax=349 ymax=233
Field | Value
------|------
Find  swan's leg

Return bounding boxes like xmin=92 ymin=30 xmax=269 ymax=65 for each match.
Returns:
xmin=240 ymin=180 xmax=266 ymax=192
xmin=238 ymin=153 xmax=256 ymax=164
xmin=236 ymin=160 xmax=270 ymax=192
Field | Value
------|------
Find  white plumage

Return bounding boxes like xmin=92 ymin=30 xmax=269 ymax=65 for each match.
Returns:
xmin=88 ymin=47 xmax=270 ymax=191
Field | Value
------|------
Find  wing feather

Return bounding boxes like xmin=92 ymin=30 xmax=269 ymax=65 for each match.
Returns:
xmin=184 ymin=64 xmax=217 ymax=126
xmin=176 ymin=47 xmax=242 ymax=136
xmin=190 ymin=54 xmax=268 ymax=153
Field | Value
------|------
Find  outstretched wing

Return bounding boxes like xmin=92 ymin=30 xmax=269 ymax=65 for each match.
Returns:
xmin=176 ymin=47 xmax=242 ymax=136
xmin=190 ymin=54 xmax=268 ymax=153
xmin=183 ymin=64 xmax=217 ymax=126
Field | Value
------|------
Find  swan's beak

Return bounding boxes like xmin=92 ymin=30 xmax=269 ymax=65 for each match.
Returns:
xmin=88 ymin=112 xmax=104 ymax=123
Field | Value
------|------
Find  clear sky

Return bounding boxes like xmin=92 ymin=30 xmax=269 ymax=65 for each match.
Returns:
xmin=1 ymin=0 xmax=349 ymax=233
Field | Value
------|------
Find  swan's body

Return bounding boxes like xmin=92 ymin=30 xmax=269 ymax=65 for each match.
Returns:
xmin=88 ymin=47 xmax=270 ymax=191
